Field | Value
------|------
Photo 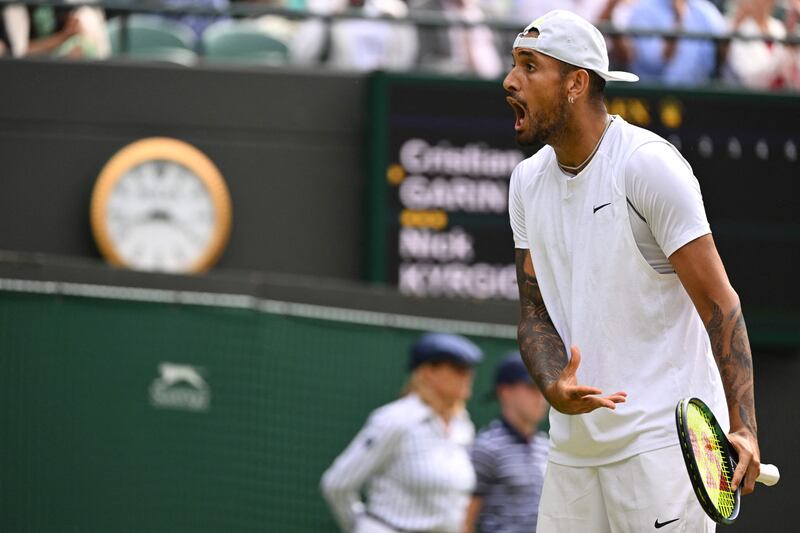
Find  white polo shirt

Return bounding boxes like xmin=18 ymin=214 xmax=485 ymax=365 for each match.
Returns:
xmin=321 ymin=393 xmax=476 ymax=532
xmin=508 ymin=116 xmax=728 ymax=467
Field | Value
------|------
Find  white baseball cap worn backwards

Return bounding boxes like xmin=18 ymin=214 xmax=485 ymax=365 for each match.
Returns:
xmin=513 ymin=9 xmax=639 ymax=83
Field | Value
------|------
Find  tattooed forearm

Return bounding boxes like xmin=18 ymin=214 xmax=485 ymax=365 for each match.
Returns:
xmin=515 ymin=250 xmax=568 ymax=391
xmin=706 ymin=301 xmax=757 ymax=435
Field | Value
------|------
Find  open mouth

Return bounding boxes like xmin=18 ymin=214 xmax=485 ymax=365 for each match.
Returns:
xmin=506 ymin=96 xmax=527 ymax=131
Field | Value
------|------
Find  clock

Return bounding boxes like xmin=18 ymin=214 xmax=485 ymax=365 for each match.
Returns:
xmin=90 ymin=137 xmax=232 ymax=273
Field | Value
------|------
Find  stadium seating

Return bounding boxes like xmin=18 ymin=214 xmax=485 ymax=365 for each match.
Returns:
xmin=107 ymin=14 xmax=197 ymax=64
xmin=201 ymin=20 xmax=289 ymax=65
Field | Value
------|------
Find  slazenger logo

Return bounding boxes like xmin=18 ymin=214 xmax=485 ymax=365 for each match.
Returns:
xmin=149 ymin=362 xmax=210 ymax=412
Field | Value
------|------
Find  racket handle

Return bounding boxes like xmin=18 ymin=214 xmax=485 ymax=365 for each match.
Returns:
xmin=757 ymin=463 xmax=780 ymax=486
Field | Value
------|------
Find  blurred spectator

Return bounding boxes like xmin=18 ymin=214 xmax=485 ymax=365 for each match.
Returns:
xmin=321 ymin=332 xmax=482 ymax=533
xmin=508 ymin=1 xmax=636 ymax=71
xmin=511 ymin=0 xmax=620 ymax=23
xmin=725 ymin=0 xmax=789 ymax=89
xmin=283 ymin=0 xmax=339 ymax=65
xmin=783 ymin=0 xmax=800 ymax=88
xmin=478 ymin=0 xmax=512 ymax=19
xmin=0 ymin=17 xmax=8 ymax=56
xmin=598 ymin=0 xmax=639 ymax=77
xmin=326 ymin=0 xmax=418 ymax=71
xmin=409 ymin=0 xmax=503 ymax=78
xmin=163 ymin=0 xmax=230 ymax=46
xmin=464 ymin=353 xmax=549 ymax=533
xmin=0 ymin=3 xmax=109 ymax=58
xmin=625 ymin=0 xmax=727 ymax=85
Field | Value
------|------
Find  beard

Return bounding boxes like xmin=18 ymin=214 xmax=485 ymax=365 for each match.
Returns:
xmin=514 ymin=90 xmax=570 ymax=147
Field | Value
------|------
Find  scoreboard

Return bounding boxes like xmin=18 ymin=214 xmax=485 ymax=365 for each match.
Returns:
xmin=366 ymin=74 xmax=533 ymax=301
xmin=366 ymin=73 xmax=800 ymax=345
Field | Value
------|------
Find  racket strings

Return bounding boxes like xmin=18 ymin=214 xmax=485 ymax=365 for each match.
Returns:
xmin=687 ymin=405 xmax=736 ymax=518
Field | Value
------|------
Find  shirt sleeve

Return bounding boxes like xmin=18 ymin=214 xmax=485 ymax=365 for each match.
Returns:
xmin=470 ymin=435 xmax=495 ymax=497
xmin=508 ymin=164 xmax=529 ymax=249
xmin=624 ymin=141 xmax=711 ymax=258
xmin=702 ymin=2 xmax=728 ymax=35
xmin=320 ymin=411 xmax=402 ymax=532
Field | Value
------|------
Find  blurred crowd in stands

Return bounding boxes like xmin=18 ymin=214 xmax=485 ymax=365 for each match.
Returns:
xmin=2 ymin=0 xmax=800 ymax=90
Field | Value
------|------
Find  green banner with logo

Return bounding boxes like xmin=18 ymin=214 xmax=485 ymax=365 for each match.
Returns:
xmin=0 ymin=287 xmax=516 ymax=533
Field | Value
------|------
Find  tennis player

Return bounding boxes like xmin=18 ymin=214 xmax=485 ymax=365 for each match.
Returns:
xmin=504 ymin=10 xmax=761 ymax=532
xmin=320 ymin=332 xmax=482 ymax=533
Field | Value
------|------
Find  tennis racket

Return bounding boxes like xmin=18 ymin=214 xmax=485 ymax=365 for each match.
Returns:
xmin=675 ymin=397 xmax=780 ymax=525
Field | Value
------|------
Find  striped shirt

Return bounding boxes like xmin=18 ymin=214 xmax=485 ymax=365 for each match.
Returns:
xmin=321 ymin=393 xmax=476 ymax=533
xmin=471 ymin=419 xmax=549 ymax=533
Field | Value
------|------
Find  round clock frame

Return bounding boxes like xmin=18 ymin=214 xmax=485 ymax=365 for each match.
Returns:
xmin=90 ymin=137 xmax=232 ymax=273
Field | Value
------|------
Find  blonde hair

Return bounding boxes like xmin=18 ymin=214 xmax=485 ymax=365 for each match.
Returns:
xmin=401 ymin=365 xmax=466 ymax=418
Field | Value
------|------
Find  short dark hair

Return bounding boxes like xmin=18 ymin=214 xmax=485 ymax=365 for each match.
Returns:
xmin=559 ymin=63 xmax=606 ymax=101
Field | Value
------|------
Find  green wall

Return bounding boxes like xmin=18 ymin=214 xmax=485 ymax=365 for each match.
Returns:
xmin=0 ymin=289 xmax=516 ymax=533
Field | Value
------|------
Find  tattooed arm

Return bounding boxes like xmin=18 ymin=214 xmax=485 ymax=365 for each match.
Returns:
xmin=670 ymin=234 xmax=760 ymax=494
xmin=515 ymin=248 xmax=567 ymax=389
xmin=515 ymin=249 xmax=627 ymax=414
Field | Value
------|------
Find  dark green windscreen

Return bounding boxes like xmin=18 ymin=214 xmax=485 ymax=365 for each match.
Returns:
xmin=0 ymin=289 xmax=517 ymax=533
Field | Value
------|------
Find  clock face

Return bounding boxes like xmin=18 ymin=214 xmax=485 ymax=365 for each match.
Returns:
xmin=106 ymin=160 xmax=216 ymax=272
xmin=91 ymin=138 xmax=232 ymax=273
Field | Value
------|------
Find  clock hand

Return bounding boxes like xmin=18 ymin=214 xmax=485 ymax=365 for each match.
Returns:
xmin=172 ymin=219 xmax=205 ymax=245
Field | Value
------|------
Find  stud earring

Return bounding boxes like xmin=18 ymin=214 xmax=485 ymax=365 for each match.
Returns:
xmin=568 ymin=95 xmax=575 ymax=104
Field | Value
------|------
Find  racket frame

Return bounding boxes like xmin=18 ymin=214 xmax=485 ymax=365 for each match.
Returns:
xmin=675 ymin=397 xmax=741 ymax=525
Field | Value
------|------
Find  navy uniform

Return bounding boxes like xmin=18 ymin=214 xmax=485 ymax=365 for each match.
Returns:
xmin=469 ymin=355 xmax=549 ymax=533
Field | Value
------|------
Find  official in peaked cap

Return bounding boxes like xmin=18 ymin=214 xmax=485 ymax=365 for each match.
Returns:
xmin=409 ymin=332 xmax=483 ymax=370
xmin=322 ymin=332 xmax=483 ymax=533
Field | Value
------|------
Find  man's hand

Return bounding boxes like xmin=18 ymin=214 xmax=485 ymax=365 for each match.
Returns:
xmin=544 ymin=346 xmax=627 ymax=414
xmin=728 ymin=427 xmax=761 ymax=495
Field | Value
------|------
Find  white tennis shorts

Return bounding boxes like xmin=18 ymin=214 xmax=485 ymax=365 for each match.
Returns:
xmin=537 ymin=444 xmax=716 ymax=533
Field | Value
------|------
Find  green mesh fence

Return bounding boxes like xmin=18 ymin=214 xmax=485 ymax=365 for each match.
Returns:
xmin=0 ymin=284 xmax=518 ymax=533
